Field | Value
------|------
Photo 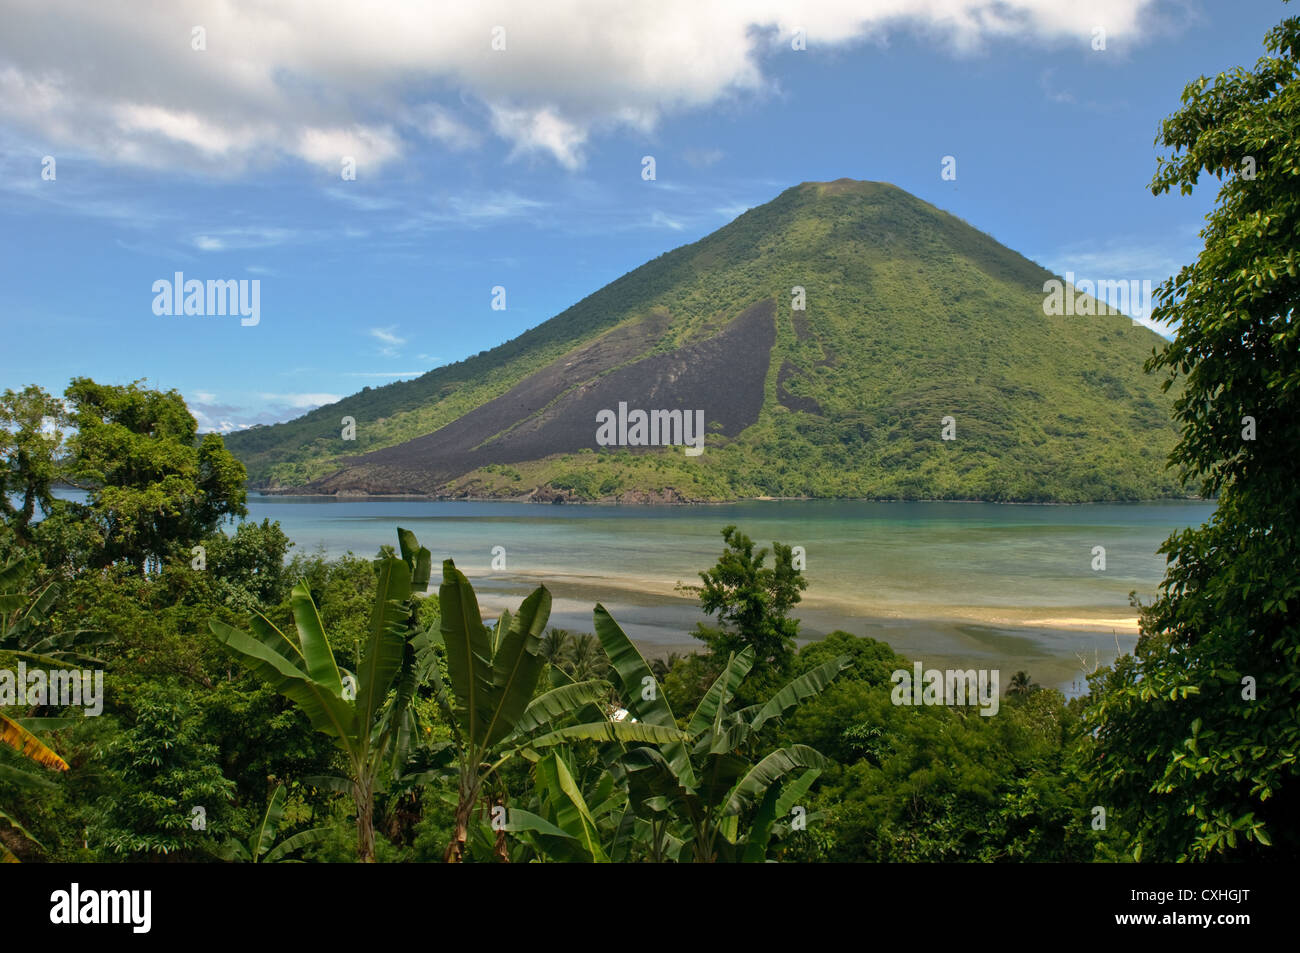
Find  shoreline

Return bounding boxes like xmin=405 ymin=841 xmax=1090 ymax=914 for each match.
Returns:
xmin=468 ymin=572 xmax=1141 ymax=696
xmin=248 ymin=488 xmax=1209 ymax=508
xmin=473 ymin=565 xmax=1144 ymax=637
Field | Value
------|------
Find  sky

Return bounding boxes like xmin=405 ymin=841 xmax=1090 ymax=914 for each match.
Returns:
xmin=0 ymin=0 xmax=1291 ymax=432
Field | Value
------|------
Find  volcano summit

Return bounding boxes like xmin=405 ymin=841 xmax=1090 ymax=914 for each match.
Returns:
xmin=224 ymin=180 xmax=1181 ymax=503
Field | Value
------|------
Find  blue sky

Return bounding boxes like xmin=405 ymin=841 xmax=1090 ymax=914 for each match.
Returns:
xmin=0 ymin=0 xmax=1290 ymax=431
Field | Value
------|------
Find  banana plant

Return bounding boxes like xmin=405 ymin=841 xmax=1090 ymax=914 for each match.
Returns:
xmin=480 ymin=749 xmax=629 ymax=862
xmin=0 ymin=713 xmax=68 ymax=862
xmin=592 ymin=605 xmax=850 ymax=862
xmin=433 ymin=559 xmax=687 ymax=862
xmin=0 ymin=555 xmax=107 ymax=665
xmin=209 ymin=539 xmax=425 ymax=862
xmin=212 ymin=784 xmax=328 ymax=863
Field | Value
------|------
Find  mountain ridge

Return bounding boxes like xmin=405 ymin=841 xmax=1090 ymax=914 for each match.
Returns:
xmin=223 ymin=180 xmax=1185 ymax=503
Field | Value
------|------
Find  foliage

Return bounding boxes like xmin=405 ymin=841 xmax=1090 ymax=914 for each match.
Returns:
xmin=212 ymin=784 xmax=329 ymax=862
xmin=431 ymin=552 xmax=685 ymax=862
xmin=595 ymin=608 xmax=850 ymax=861
xmin=682 ymin=524 xmax=807 ymax=690
xmin=0 ymin=385 xmax=69 ymax=541
xmin=1086 ymin=9 xmax=1300 ymax=862
xmin=64 ymin=377 xmax=247 ymax=572
xmin=209 ymin=534 xmax=425 ymax=862
xmin=88 ymin=681 xmax=237 ymax=858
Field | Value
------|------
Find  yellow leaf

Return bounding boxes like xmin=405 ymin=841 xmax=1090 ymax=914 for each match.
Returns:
xmin=0 ymin=714 xmax=69 ymax=771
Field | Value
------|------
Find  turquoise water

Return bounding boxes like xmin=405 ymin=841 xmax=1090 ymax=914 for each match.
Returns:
xmin=238 ymin=496 xmax=1214 ymax=693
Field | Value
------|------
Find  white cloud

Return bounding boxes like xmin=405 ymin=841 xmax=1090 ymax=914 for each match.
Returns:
xmin=410 ymin=103 xmax=482 ymax=151
xmin=489 ymin=104 xmax=588 ymax=169
xmin=0 ymin=1 xmax=1161 ymax=172
xmin=445 ymin=191 xmax=547 ymax=221
xmin=369 ymin=326 xmax=407 ymax=357
xmin=1042 ymin=239 xmax=1189 ymax=287
xmin=256 ymin=392 xmax=344 ymax=409
xmin=684 ymin=147 xmax=725 ymax=168
xmin=191 ymin=226 xmax=302 ymax=251
xmin=650 ymin=210 xmax=686 ymax=230
xmin=296 ymin=124 xmax=402 ymax=170
xmin=343 ymin=371 xmax=425 ymax=379
xmin=188 ymin=391 xmax=343 ymax=431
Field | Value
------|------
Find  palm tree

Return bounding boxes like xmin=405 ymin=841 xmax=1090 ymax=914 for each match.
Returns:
xmin=540 ymin=628 xmax=573 ymax=668
xmin=1008 ymin=671 xmax=1037 ymax=696
xmin=566 ymin=633 xmax=610 ymax=681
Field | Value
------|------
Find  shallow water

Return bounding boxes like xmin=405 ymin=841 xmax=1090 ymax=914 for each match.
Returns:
xmin=238 ymin=496 xmax=1214 ymax=694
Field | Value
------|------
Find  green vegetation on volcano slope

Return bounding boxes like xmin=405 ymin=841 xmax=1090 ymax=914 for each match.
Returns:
xmin=224 ymin=180 xmax=1185 ymax=503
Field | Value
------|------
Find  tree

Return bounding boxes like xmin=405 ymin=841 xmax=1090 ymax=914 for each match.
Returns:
xmin=64 ymin=378 xmax=246 ymax=573
xmin=1087 ymin=10 xmax=1300 ymax=861
xmin=90 ymin=681 xmax=237 ymax=858
xmin=0 ymin=385 xmax=68 ymax=543
xmin=681 ymin=525 xmax=808 ymax=679
xmin=209 ymin=540 xmax=422 ymax=862
xmin=540 ymin=628 xmax=573 ymax=668
xmin=199 ymin=518 xmax=294 ymax=610
xmin=594 ymin=607 xmax=850 ymax=862
xmin=1008 ymin=671 xmax=1038 ymax=697
xmin=433 ymin=559 xmax=684 ymax=862
xmin=650 ymin=652 xmax=683 ymax=680
xmin=0 ymin=713 xmax=68 ymax=862
xmin=564 ymin=633 xmax=611 ymax=681
xmin=212 ymin=784 xmax=328 ymax=863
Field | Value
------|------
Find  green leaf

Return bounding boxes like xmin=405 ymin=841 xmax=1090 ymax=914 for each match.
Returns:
xmin=500 ymin=807 xmax=576 ymax=841
xmin=0 ymin=805 xmax=44 ymax=851
xmin=535 ymin=753 xmax=608 ymax=862
xmin=482 ymin=586 xmax=551 ymax=749
xmin=592 ymin=604 xmax=676 ymax=728
xmin=725 ymin=744 xmax=830 ymax=816
xmin=742 ymin=767 xmax=821 ymax=863
xmin=290 ymin=580 xmax=346 ymax=696
xmin=593 ymin=604 xmax=696 ymax=788
xmin=249 ymin=785 xmax=287 ymax=860
xmin=438 ymin=560 xmax=496 ymax=747
xmin=262 ymin=827 xmax=330 ymax=863
xmin=356 ymin=557 xmax=412 ymax=732
xmin=302 ymin=774 xmax=353 ymax=795
xmin=209 ymin=619 xmax=359 ymax=757
xmin=747 ymin=656 xmax=851 ymax=733
xmin=527 ymin=721 xmax=688 ymax=749
xmin=509 ymin=680 xmax=612 ymax=739
xmin=687 ymin=647 xmax=754 ymax=740
xmin=396 ymin=527 xmax=433 ymax=593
